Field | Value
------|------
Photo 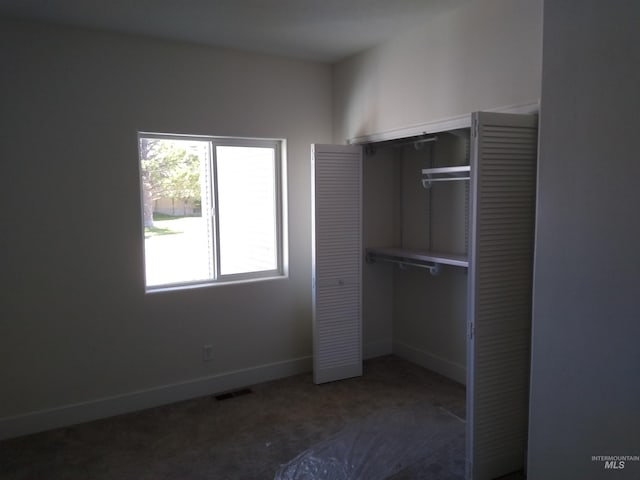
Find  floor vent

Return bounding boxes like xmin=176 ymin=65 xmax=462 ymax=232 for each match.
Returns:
xmin=215 ymin=388 xmax=254 ymax=401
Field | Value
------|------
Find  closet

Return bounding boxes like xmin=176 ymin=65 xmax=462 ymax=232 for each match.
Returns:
xmin=312 ymin=112 xmax=538 ymax=480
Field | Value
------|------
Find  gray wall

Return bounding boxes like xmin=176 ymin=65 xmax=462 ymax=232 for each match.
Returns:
xmin=361 ymin=147 xmax=398 ymax=357
xmin=528 ymin=1 xmax=640 ymax=478
xmin=0 ymin=18 xmax=332 ymax=434
xmin=332 ymin=0 xmax=542 ymax=142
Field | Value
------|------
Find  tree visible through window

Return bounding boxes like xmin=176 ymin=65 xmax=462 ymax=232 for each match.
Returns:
xmin=138 ymin=134 xmax=284 ymax=290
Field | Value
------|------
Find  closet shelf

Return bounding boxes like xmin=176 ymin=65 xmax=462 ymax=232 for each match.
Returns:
xmin=421 ymin=165 xmax=470 ymax=188
xmin=365 ymin=247 xmax=469 ymax=271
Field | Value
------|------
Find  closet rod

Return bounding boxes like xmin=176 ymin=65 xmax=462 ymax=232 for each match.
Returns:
xmin=367 ymin=255 xmax=441 ymax=276
xmin=422 ymin=176 xmax=470 ymax=189
xmin=393 ymin=135 xmax=438 ymax=150
xmin=363 ymin=134 xmax=437 ymax=156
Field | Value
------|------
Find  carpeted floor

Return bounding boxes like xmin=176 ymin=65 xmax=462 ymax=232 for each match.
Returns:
xmin=1 ymin=356 xmax=478 ymax=479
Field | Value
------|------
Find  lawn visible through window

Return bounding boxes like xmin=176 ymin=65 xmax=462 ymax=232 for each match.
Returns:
xmin=138 ymin=135 xmax=284 ymax=290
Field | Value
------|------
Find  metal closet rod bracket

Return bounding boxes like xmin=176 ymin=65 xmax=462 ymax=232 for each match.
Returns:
xmin=365 ymin=252 xmax=441 ymax=276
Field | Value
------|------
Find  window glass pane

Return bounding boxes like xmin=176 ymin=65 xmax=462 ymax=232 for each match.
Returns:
xmin=216 ymin=146 xmax=278 ymax=275
xmin=140 ymin=138 xmax=213 ymax=287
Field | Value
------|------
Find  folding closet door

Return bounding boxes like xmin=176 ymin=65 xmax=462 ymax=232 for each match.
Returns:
xmin=466 ymin=112 xmax=538 ymax=480
xmin=311 ymin=144 xmax=362 ymax=384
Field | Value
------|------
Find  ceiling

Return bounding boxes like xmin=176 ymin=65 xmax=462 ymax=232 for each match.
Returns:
xmin=0 ymin=0 xmax=468 ymax=62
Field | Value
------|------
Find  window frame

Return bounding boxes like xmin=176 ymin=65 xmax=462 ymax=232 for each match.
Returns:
xmin=138 ymin=132 xmax=287 ymax=292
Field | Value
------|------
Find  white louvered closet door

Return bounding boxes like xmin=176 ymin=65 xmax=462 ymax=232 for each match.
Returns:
xmin=466 ymin=112 xmax=538 ymax=480
xmin=311 ymin=144 xmax=362 ymax=384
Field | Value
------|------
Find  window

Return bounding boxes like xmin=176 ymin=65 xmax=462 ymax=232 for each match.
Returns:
xmin=138 ymin=134 xmax=285 ymax=290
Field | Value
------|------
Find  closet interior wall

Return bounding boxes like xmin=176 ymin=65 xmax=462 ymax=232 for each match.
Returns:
xmin=362 ymin=131 xmax=470 ymax=384
xmin=361 ymin=145 xmax=397 ymax=359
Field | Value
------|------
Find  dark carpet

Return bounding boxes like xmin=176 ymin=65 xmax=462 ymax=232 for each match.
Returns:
xmin=1 ymin=356 xmax=470 ymax=479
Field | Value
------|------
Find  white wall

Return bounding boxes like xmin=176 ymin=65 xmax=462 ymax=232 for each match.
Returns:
xmin=0 ymin=18 xmax=332 ymax=438
xmin=332 ymin=0 xmax=542 ymax=142
xmin=528 ymin=1 xmax=640 ymax=478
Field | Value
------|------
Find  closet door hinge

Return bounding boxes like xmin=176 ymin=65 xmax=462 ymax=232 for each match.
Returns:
xmin=467 ymin=321 xmax=474 ymax=339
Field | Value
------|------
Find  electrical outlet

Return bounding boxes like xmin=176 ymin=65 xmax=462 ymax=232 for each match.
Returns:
xmin=203 ymin=344 xmax=213 ymax=362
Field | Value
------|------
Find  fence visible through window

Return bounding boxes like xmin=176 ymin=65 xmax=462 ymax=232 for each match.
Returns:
xmin=138 ymin=134 xmax=285 ymax=290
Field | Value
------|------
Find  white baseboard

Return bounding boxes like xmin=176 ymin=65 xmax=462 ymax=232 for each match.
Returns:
xmin=363 ymin=339 xmax=393 ymax=359
xmin=393 ymin=341 xmax=466 ymax=385
xmin=0 ymin=356 xmax=312 ymax=441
